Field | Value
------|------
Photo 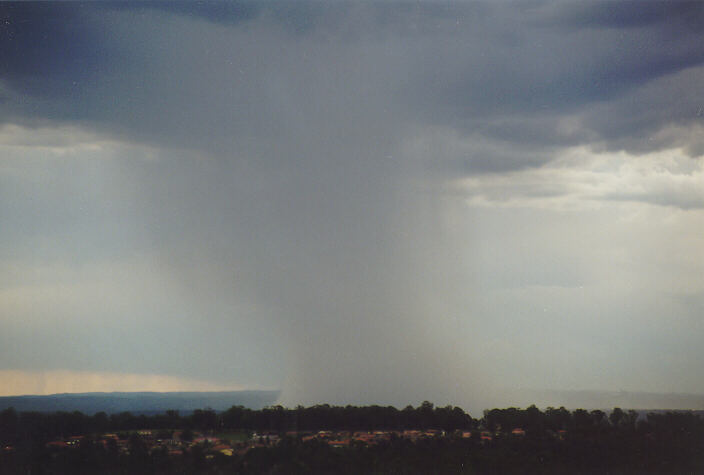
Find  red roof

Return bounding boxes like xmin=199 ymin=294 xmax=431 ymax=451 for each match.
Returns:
xmin=47 ymin=441 xmax=69 ymax=448
xmin=328 ymin=440 xmax=350 ymax=446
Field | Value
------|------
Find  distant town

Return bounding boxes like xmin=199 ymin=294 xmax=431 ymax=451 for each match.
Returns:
xmin=2 ymin=402 xmax=704 ymax=473
xmin=40 ymin=426 xmax=488 ymax=458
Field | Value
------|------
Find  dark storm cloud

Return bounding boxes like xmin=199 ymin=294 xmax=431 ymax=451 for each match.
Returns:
xmin=429 ymin=3 xmax=703 ymax=108
xmin=104 ymin=1 xmax=262 ymax=26
xmin=3 ymin=1 xmax=704 ymax=167
xmin=401 ymin=1 xmax=704 ymax=159
xmin=109 ymin=0 xmax=359 ymax=36
xmin=580 ymin=64 xmax=704 ymax=155
xmin=552 ymin=1 xmax=704 ymax=30
xmin=0 ymin=2 xmax=107 ymax=102
xmin=3 ymin=1 xmax=704 ymax=409
xmin=1 ymin=2 xmax=483 ymax=406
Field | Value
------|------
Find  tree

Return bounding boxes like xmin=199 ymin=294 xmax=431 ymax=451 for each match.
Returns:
xmin=0 ymin=408 xmax=18 ymax=444
xmin=180 ymin=428 xmax=194 ymax=442
xmin=609 ymin=408 xmax=625 ymax=428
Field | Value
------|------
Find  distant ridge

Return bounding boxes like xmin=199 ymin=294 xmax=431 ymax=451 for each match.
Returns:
xmin=0 ymin=390 xmax=280 ymax=414
xmin=3 ymin=389 xmax=702 ymax=415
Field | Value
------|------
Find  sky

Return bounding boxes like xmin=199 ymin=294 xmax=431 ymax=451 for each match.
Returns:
xmin=1 ymin=1 xmax=704 ymax=414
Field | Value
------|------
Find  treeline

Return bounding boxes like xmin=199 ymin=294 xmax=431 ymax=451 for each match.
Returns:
xmin=221 ymin=401 xmax=472 ymax=432
xmin=2 ymin=403 xmax=704 ymax=473
xmin=483 ymin=405 xmax=704 ymax=439
xmin=0 ymin=401 xmax=472 ymax=444
xmin=3 ymin=401 xmax=704 ymax=443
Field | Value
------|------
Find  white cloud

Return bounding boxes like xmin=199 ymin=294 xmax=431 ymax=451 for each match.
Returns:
xmin=0 ymin=123 xmax=163 ymax=163
xmin=451 ymin=146 xmax=704 ymax=211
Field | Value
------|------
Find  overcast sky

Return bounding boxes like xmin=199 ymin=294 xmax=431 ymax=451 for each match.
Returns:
xmin=1 ymin=1 xmax=704 ymax=413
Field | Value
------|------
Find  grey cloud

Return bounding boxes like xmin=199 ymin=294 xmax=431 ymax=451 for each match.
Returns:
xmin=580 ymin=65 xmax=704 ymax=156
xmin=0 ymin=2 xmax=108 ymax=101
xmin=1 ymin=5 xmax=491 ymax=406
xmin=602 ymin=190 xmax=704 ymax=211
xmin=3 ymin=1 xmax=704 ymax=172
xmin=550 ymin=1 xmax=704 ymax=30
xmin=2 ymin=2 xmax=704 ymax=410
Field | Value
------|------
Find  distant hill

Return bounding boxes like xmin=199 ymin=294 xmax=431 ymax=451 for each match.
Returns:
xmin=4 ymin=388 xmax=702 ymax=416
xmin=0 ymin=390 xmax=280 ymax=414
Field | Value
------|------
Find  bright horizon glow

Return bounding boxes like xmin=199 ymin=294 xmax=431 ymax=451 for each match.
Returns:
xmin=0 ymin=370 xmax=266 ymax=397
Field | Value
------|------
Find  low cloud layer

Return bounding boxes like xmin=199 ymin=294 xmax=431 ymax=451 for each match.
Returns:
xmin=2 ymin=2 xmax=704 ymax=413
xmin=453 ymin=146 xmax=704 ymax=210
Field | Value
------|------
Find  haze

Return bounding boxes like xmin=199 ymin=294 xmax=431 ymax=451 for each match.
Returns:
xmin=2 ymin=2 xmax=704 ymax=415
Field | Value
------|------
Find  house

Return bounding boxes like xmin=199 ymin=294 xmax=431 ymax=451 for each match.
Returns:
xmin=251 ymin=433 xmax=280 ymax=444
xmin=328 ymin=439 xmax=350 ymax=448
xmin=46 ymin=441 xmax=69 ymax=449
xmin=67 ymin=436 xmax=84 ymax=446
